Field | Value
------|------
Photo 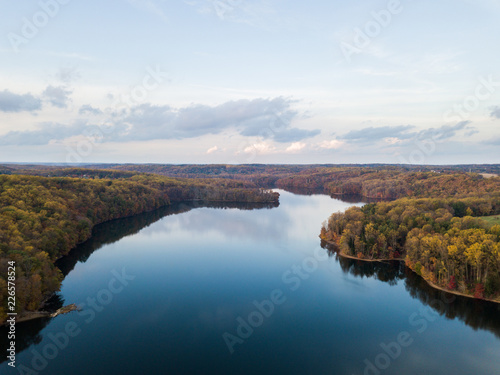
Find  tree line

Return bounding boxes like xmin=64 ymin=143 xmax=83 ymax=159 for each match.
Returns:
xmin=321 ymin=195 xmax=500 ymax=301
xmin=0 ymin=171 xmax=279 ymax=323
xmin=277 ymin=168 xmax=500 ymax=199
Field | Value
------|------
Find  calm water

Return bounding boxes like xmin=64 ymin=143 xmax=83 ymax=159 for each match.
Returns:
xmin=1 ymin=190 xmax=500 ymax=375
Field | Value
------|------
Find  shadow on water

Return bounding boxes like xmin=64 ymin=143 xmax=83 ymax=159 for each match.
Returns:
xmin=3 ymin=199 xmax=499 ymax=366
xmin=0 ymin=317 xmax=52 ymax=362
xmin=55 ymin=200 xmax=279 ymax=277
xmin=0 ymin=200 xmax=278 ymax=364
xmin=323 ymin=242 xmax=500 ymax=339
xmin=403 ymin=266 xmax=500 ymax=339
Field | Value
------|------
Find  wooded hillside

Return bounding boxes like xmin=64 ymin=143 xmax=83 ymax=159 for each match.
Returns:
xmin=321 ymin=194 xmax=500 ymax=301
xmin=0 ymin=171 xmax=278 ymax=322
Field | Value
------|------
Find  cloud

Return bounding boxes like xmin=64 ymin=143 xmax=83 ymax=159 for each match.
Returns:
xmin=339 ymin=122 xmax=476 ymax=146
xmin=0 ymin=84 xmax=74 ymax=113
xmin=0 ymin=90 xmax=42 ymax=112
xmin=271 ymin=128 xmax=320 ymax=143
xmin=0 ymin=122 xmax=84 ymax=146
xmin=465 ymin=130 xmax=479 ymax=136
xmin=416 ymin=121 xmax=471 ymax=141
xmin=340 ymin=125 xmax=415 ymax=143
xmin=0 ymin=97 xmax=318 ymax=147
xmin=113 ymin=97 xmax=319 ymax=142
xmin=483 ymin=137 xmax=500 ymax=146
xmin=56 ymin=66 xmax=81 ymax=84
xmin=285 ymin=142 xmax=306 ymax=153
xmin=490 ymin=106 xmax=500 ymax=119
xmin=79 ymin=104 xmax=103 ymax=115
xmin=318 ymin=139 xmax=344 ymax=149
xmin=242 ymin=142 xmax=276 ymax=155
xmin=206 ymin=146 xmax=218 ymax=154
xmin=42 ymin=85 xmax=72 ymax=108
xmin=384 ymin=137 xmax=401 ymax=145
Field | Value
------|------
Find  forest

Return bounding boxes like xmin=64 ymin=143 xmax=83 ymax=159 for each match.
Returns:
xmin=1 ymin=163 xmax=500 ymax=323
xmin=85 ymin=164 xmax=500 ymax=200
xmin=275 ymin=168 xmax=500 ymax=199
xmin=7 ymin=164 xmax=500 ymax=197
xmin=0 ymin=171 xmax=278 ymax=323
xmin=321 ymin=192 xmax=500 ymax=301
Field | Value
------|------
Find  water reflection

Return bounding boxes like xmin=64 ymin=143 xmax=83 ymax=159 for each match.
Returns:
xmin=323 ymin=241 xmax=500 ymax=339
xmin=55 ymin=201 xmax=278 ymax=277
xmin=0 ymin=317 xmax=52 ymax=365
xmin=55 ymin=204 xmax=192 ymax=277
xmin=144 ymin=204 xmax=289 ymax=242
xmin=280 ymin=186 xmax=386 ymax=204
xmin=2 ymin=195 xmax=499 ymax=372
xmin=0 ymin=201 xmax=277 ymax=365
xmin=279 ymin=186 xmax=327 ymax=196
xmin=404 ymin=267 xmax=500 ymax=339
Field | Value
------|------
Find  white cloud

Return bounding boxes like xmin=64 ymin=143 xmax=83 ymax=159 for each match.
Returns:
xmin=384 ymin=137 xmax=401 ymax=145
xmin=0 ymin=90 xmax=42 ymax=113
xmin=242 ymin=142 xmax=276 ymax=155
xmin=0 ymin=97 xmax=319 ymax=145
xmin=55 ymin=65 xmax=81 ymax=84
xmin=318 ymin=139 xmax=344 ymax=149
xmin=206 ymin=145 xmax=218 ymax=154
xmin=42 ymin=85 xmax=72 ymax=109
xmin=285 ymin=142 xmax=306 ymax=153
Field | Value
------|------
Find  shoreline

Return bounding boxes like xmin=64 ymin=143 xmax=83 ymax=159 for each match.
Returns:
xmin=13 ymin=311 xmax=52 ymax=324
xmin=323 ymin=239 xmax=500 ymax=304
xmin=322 ymin=239 xmax=404 ymax=263
xmin=409 ymin=268 xmax=500 ymax=304
xmin=332 ymin=250 xmax=404 ymax=263
xmin=2 ymin=198 xmax=280 ymax=326
xmin=1 ymin=304 xmax=80 ymax=327
xmin=337 ymin=251 xmax=404 ymax=263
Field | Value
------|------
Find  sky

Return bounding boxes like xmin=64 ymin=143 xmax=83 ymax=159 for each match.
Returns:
xmin=0 ymin=0 xmax=499 ymax=165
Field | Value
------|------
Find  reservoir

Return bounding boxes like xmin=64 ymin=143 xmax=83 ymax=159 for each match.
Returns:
xmin=1 ymin=190 xmax=499 ymax=374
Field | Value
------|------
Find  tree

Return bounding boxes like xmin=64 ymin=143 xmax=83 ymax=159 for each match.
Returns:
xmin=448 ymin=275 xmax=457 ymax=290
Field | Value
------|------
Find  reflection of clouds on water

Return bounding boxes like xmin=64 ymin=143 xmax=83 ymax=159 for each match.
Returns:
xmin=175 ymin=207 xmax=291 ymax=241
xmin=4 ymin=191 xmax=500 ymax=374
xmin=138 ymin=190 xmax=364 ymax=245
xmin=279 ymin=191 xmax=364 ymax=241
xmin=138 ymin=202 xmax=292 ymax=243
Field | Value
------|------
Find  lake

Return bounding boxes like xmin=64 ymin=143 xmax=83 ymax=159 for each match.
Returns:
xmin=1 ymin=190 xmax=500 ymax=375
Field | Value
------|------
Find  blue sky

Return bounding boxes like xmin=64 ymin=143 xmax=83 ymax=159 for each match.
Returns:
xmin=0 ymin=0 xmax=499 ymax=164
